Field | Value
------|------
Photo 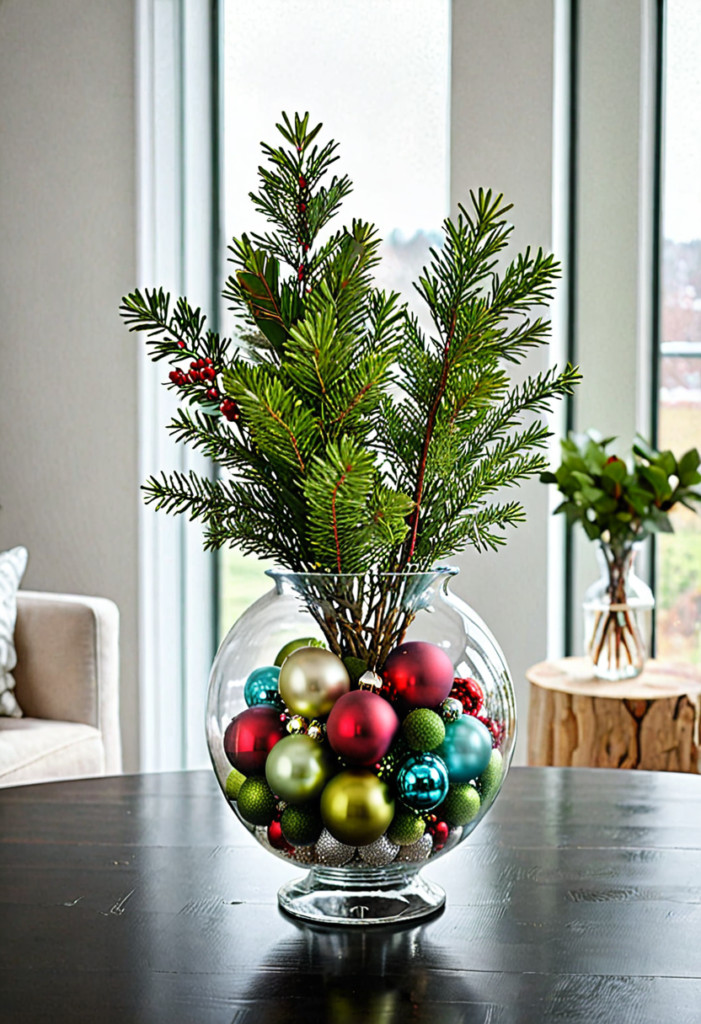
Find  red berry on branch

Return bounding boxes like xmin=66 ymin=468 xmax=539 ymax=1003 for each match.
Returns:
xmin=299 ymin=176 xmax=306 ymax=188
xmin=177 ymin=341 xmax=185 ymax=349
xmin=298 ymin=266 xmax=304 ymax=280
xmin=206 ymin=388 xmax=219 ymax=401
xmin=189 ymin=370 xmax=201 ymax=382
xmin=220 ymin=398 xmax=239 ymax=422
xmin=205 ymin=357 xmax=213 ymax=366
xmin=168 ymin=370 xmax=182 ymax=385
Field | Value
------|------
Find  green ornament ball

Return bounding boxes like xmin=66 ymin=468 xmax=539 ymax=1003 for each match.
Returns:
xmin=237 ymin=776 xmax=277 ymax=826
xmin=343 ymin=656 xmax=369 ymax=686
xmin=402 ymin=708 xmax=446 ymax=752
xmin=225 ymin=768 xmax=246 ymax=800
xmin=274 ymin=636 xmax=325 ymax=667
xmin=479 ymin=748 xmax=504 ymax=803
xmin=265 ymin=733 xmax=334 ymax=804
xmin=440 ymin=783 xmax=481 ymax=826
xmin=280 ymin=803 xmax=324 ymax=846
xmin=387 ymin=808 xmax=426 ymax=846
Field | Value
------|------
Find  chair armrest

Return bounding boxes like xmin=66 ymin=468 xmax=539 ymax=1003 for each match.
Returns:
xmin=13 ymin=591 xmax=122 ymax=774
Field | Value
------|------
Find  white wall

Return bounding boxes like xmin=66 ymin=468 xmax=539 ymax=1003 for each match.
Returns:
xmin=0 ymin=1 xmax=140 ymax=770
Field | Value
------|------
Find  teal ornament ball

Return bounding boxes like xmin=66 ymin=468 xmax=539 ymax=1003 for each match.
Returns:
xmin=265 ymin=733 xmax=333 ymax=804
xmin=244 ymin=665 xmax=284 ymax=711
xmin=436 ymin=715 xmax=493 ymax=783
xmin=396 ymin=752 xmax=450 ymax=811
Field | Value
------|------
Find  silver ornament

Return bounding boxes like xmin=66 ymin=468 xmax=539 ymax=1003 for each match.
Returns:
xmin=358 ymin=670 xmax=382 ymax=693
xmin=395 ymin=833 xmax=433 ymax=862
xmin=291 ymin=845 xmax=316 ymax=864
xmin=440 ymin=697 xmax=463 ymax=723
xmin=315 ymin=828 xmax=356 ymax=866
xmin=358 ymin=835 xmax=400 ymax=866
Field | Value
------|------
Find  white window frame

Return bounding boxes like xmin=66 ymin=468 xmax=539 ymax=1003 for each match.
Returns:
xmin=136 ymin=0 xmax=218 ymax=771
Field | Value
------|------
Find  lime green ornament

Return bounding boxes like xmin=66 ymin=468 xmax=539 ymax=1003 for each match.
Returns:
xmin=402 ymin=708 xmax=446 ymax=752
xmin=274 ymin=636 xmax=325 ymax=667
xmin=479 ymin=748 xmax=503 ymax=803
xmin=281 ymin=803 xmax=324 ymax=846
xmin=237 ymin=776 xmax=277 ymax=826
xmin=225 ymin=768 xmax=246 ymax=800
xmin=440 ymin=783 xmax=481 ymax=826
xmin=387 ymin=808 xmax=426 ymax=846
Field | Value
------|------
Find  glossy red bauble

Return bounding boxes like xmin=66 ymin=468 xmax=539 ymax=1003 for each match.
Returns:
xmin=326 ymin=690 xmax=399 ymax=766
xmin=224 ymin=705 xmax=287 ymax=776
xmin=267 ymin=820 xmax=295 ymax=854
xmin=381 ymin=641 xmax=454 ymax=709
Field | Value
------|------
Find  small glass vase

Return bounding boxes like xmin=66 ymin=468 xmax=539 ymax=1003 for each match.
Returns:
xmin=206 ymin=568 xmax=516 ymax=926
xmin=583 ymin=542 xmax=654 ymax=681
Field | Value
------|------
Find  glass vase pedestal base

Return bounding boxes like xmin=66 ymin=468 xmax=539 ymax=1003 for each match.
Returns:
xmin=278 ymin=864 xmax=445 ymax=927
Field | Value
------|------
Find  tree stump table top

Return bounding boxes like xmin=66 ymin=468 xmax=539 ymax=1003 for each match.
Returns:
xmin=526 ymin=657 xmax=701 ymax=772
xmin=527 ymin=656 xmax=701 ymax=700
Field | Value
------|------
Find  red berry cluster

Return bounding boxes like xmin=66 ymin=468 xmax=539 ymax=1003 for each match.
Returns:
xmin=450 ymin=677 xmax=484 ymax=715
xmin=220 ymin=398 xmax=239 ymax=422
xmin=169 ymin=357 xmax=218 ymax=399
xmin=167 ymin=356 xmax=240 ymax=422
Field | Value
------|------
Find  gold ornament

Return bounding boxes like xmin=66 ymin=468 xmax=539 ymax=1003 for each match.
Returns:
xmin=320 ymin=769 xmax=395 ymax=847
xmin=278 ymin=647 xmax=350 ymax=718
xmin=265 ymin=734 xmax=334 ymax=804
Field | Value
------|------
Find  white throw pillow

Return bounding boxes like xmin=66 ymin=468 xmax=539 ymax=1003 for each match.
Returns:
xmin=0 ymin=546 xmax=28 ymax=717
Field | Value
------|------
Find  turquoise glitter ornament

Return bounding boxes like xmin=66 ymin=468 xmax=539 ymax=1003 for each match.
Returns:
xmin=436 ymin=715 xmax=492 ymax=783
xmin=244 ymin=666 xmax=284 ymax=711
xmin=396 ymin=752 xmax=450 ymax=811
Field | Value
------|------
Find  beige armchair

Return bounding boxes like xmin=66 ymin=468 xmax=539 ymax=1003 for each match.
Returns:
xmin=0 ymin=591 xmax=122 ymax=787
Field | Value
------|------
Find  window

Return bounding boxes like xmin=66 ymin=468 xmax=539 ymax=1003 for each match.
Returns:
xmin=219 ymin=0 xmax=451 ymax=639
xmin=656 ymin=0 xmax=701 ymax=665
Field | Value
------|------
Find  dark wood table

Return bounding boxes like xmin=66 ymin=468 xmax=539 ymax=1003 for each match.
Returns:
xmin=2 ymin=767 xmax=701 ymax=1023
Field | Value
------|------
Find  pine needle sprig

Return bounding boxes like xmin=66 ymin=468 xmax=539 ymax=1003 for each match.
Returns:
xmin=122 ymin=113 xmax=580 ymax=583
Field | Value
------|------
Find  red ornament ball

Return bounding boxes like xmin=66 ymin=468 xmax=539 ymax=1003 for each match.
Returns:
xmin=223 ymin=705 xmax=287 ymax=776
xmin=450 ymin=677 xmax=484 ymax=716
xmin=326 ymin=690 xmax=399 ymax=766
xmin=428 ymin=820 xmax=450 ymax=850
xmin=381 ymin=641 xmax=455 ymax=709
xmin=267 ymin=819 xmax=294 ymax=854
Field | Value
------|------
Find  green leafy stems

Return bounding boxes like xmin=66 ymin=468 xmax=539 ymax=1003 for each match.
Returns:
xmin=540 ymin=430 xmax=701 ymax=556
xmin=541 ymin=431 xmax=701 ymax=672
xmin=120 ymin=112 xmax=579 ymax=621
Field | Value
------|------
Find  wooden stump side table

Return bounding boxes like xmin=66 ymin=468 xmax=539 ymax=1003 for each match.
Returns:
xmin=527 ymin=657 xmax=701 ymax=772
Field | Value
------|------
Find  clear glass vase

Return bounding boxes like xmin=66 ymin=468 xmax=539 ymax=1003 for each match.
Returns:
xmin=206 ymin=568 xmax=516 ymax=926
xmin=583 ymin=542 xmax=654 ymax=681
